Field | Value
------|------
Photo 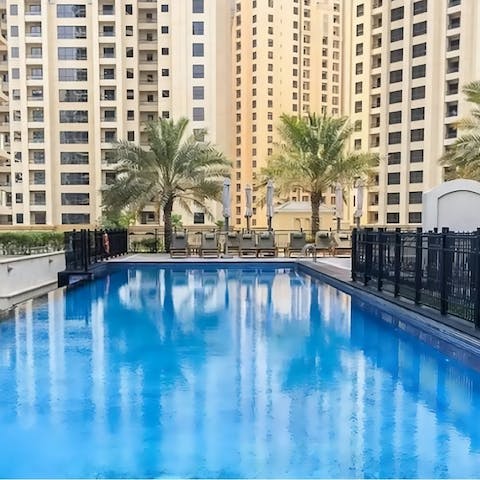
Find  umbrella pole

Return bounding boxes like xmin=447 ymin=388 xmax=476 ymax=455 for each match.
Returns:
xmin=268 ymin=216 xmax=272 ymax=231
xmin=246 ymin=217 xmax=250 ymax=232
xmin=224 ymin=216 xmax=229 ymax=256
xmin=336 ymin=217 xmax=341 ymax=232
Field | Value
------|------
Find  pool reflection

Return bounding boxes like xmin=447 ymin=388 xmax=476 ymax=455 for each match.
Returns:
xmin=0 ymin=266 xmax=479 ymax=477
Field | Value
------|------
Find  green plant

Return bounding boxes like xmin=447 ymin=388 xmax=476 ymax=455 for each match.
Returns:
xmin=171 ymin=214 xmax=183 ymax=229
xmin=0 ymin=231 xmax=64 ymax=255
xmin=102 ymin=117 xmax=230 ymax=252
xmin=130 ymin=237 xmax=164 ymax=253
xmin=215 ymin=219 xmax=225 ymax=230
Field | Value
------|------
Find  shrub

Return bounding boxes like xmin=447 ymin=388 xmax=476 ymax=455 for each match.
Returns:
xmin=0 ymin=232 xmax=64 ymax=255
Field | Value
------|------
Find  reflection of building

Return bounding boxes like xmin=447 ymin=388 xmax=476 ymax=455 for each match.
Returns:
xmin=3 ymin=1 xmax=233 ymax=228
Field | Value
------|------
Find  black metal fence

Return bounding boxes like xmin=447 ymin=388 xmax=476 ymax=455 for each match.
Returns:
xmin=64 ymin=229 xmax=128 ymax=271
xmin=352 ymin=228 xmax=480 ymax=327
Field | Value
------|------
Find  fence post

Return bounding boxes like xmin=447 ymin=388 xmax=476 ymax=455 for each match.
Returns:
xmin=475 ymin=228 xmax=480 ymax=328
xmin=351 ymin=228 xmax=357 ymax=281
xmin=394 ymin=227 xmax=401 ymax=297
xmin=364 ymin=227 xmax=373 ymax=286
xmin=377 ymin=228 xmax=384 ymax=291
xmin=439 ymin=227 xmax=449 ymax=315
xmin=154 ymin=228 xmax=159 ymax=253
xmin=81 ymin=229 xmax=88 ymax=272
xmin=414 ymin=227 xmax=423 ymax=304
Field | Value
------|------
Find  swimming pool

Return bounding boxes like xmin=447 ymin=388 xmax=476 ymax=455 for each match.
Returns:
xmin=0 ymin=264 xmax=480 ymax=478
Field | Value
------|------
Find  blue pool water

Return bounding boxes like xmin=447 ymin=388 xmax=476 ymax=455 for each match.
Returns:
xmin=1 ymin=265 xmax=480 ymax=478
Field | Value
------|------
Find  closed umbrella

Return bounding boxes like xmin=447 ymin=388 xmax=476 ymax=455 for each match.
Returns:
xmin=266 ymin=180 xmax=274 ymax=231
xmin=354 ymin=180 xmax=364 ymax=228
xmin=335 ymin=183 xmax=343 ymax=231
xmin=245 ymin=184 xmax=253 ymax=231
xmin=222 ymin=178 xmax=231 ymax=231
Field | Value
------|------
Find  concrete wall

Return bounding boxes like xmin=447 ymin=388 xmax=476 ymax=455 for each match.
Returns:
xmin=0 ymin=251 xmax=65 ymax=310
xmin=422 ymin=179 xmax=480 ymax=232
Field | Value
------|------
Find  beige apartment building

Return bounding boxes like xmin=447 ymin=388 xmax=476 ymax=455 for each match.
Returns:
xmin=232 ymin=0 xmax=343 ymax=230
xmin=0 ymin=0 xmax=233 ymax=228
xmin=343 ymin=0 xmax=480 ymax=227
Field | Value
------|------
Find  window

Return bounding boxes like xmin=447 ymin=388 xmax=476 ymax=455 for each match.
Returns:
xmin=16 ymin=214 xmax=24 ymax=224
xmin=193 ymin=64 xmax=204 ymax=78
xmin=409 ymin=212 xmax=422 ymax=223
xmin=411 ymin=129 xmax=424 ymax=142
xmin=10 ymin=26 xmax=18 ymax=37
xmin=161 ymin=48 xmax=169 ymax=55
xmin=59 ymin=89 xmax=88 ymax=102
xmin=15 ymin=193 xmax=23 ymax=203
xmin=412 ymin=86 xmax=425 ymax=100
xmin=58 ymin=68 xmax=87 ymax=81
xmin=126 ymin=47 xmax=133 ymax=57
xmin=355 ymin=62 xmax=363 ymax=74
xmin=390 ymin=27 xmax=403 ymax=42
xmin=58 ymin=47 xmax=87 ymax=60
xmin=60 ymin=152 xmax=88 ymax=164
xmin=192 ymin=21 xmax=204 ymax=35
xmin=32 ymin=171 xmax=45 ymax=185
xmin=355 ymin=82 xmax=363 ymax=94
xmin=10 ymin=4 xmax=18 ymax=15
xmin=356 ymin=43 xmax=363 ymax=55
xmin=409 ymin=192 xmax=422 ymax=204
xmin=411 ymin=107 xmax=425 ymax=121
xmin=409 ymin=170 xmax=424 ymax=183
xmin=62 ymin=214 xmax=90 ymax=224
xmin=127 ymin=131 xmax=135 ymax=141
xmin=192 ymin=86 xmax=204 ymax=99
xmin=193 ymin=0 xmax=204 ymax=13
xmin=57 ymin=26 xmax=87 ymax=39
xmin=389 ymin=91 xmax=402 ymax=104
xmin=388 ymin=152 xmax=401 ymax=165
xmin=59 ymin=110 xmax=88 ymax=123
xmin=390 ymin=49 xmax=403 ymax=62
xmin=412 ymin=64 xmax=426 ymax=79
xmin=413 ymin=43 xmax=426 ymax=57
xmin=192 ymin=43 xmax=204 ymax=56
xmin=160 ymin=4 xmax=168 ymax=12
xmin=60 ymin=131 xmax=89 ymax=144
xmin=413 ymin=21 xmax=427 ymax=36
xmin=390 ymin=70 xmax=403 ymax=83
xmin=57 ymin=5 xmax=86 ymax=17
xmin=388 ymin=172 xmax=400 ymax=185
xmin=11 ymin=47 xmax=19 ymax=58
xmin=193 ymin=107 xmax=204 ymax=121
xmin=387 ymin=193 xmax=400 ymax=205
xmin=410 ymin=150 xmax=424 ymax=163
xmin=193 ymin=212 xmax=205 ymax=224
xmin=387 ymin=213 xmax=400 ymax=224
xmin=413 ymin=0 xmax=428 ymax=15
xmin=389 ymin=111 xmax=402 ymax=124
xmin=391 ymin=6 xmax=404 ymax=21
xmin=356 ymin=24 xmax=364 ymax=36
xmin=61 ymin=172 xmax=89 ymax=185
xmin=355 ymin=101 xmax=362 ymax=113
xmin=388 ymin=132 xmax=401 ymax=145
xmin=125 ymin=4 xmax=133 ymax=14
xmin=61 ymin=193 xmax=89 ymax=205
xmin=11 ymin=68 xmax=20 ymax=79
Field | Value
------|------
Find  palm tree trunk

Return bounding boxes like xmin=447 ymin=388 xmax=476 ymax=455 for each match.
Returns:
xmin=311 ymin=192 xmax=321 ymax=236
xmin=163 ymin=197 xmax=174 ymax=253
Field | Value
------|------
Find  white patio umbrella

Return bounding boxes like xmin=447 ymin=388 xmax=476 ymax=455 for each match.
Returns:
xmin=335 ymin=183 xmax=343 ymax=231
xmin=354 ymin=180 xmax=364 ymax=228
xmin=245 ymin=184 xmax=253 ymax=231
xmin=266 ymin=180 xmax=274 ymax=231
xmin=222 ymin=178 xmax=231 ymax=231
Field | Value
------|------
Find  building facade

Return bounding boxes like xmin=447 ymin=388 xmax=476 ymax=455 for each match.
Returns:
xmin=1 ymin=0 xmax=233 ymax=228
xmin=232 ymin=0 xmax=343 ymax=230
xmin=343 ymin=0 xmax=480 ymax=227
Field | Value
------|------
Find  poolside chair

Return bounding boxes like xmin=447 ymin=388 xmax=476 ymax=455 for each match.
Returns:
xmin=170 ymin=231 xmax=189 ymax=258
xmin=331 ymin=232 xmax=352 ymax=256
xmin=256 ymin=231 xmax=277 ymax=257
xmin=239 ymin=232 xmax=257 ymax=257
xmin=226 ymin=231 xmax=240 ymax=255
xmin=285 ymin=231 xmax=307 ymax=257
xmin=315 ymin=231 xmax=333 ymax=256
xmin=199 ymin=232 xmax=220 ymax=258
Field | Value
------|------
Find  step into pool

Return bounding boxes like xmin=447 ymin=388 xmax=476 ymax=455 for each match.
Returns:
xmin=0 ymin=264 xmax=479 ymax=478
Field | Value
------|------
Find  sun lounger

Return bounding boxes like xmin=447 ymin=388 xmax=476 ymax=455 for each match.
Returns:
xmin=315 ymin=231 xmax=333 ymax=256
xmin=170 ymin=231 xmax=189 ymax=258
xmin=331 ymin=232 xmax=351 ymax=256
xmin=199 ymin=232 xmax=220 ymax=258
xmin=239 ymin=232 xmax=257 ymax=257
xmin=285 ymin=231 xmax=307 ymax=257
xmin=226 ymin=231 xmax=240 ymax=254
xmin=256 ymin=231 xmax=277 ymax=257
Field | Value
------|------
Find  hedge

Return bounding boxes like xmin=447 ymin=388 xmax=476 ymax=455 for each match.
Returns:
xmin=0 ymin=232 xmax=64 ymax=255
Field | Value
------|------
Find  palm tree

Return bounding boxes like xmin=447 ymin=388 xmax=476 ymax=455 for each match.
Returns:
xmin=261 ymin=113 xmax=377 ymax=234
xmin=441 ymin=81 xmax=480 ymax=179
xmin=102 ymin=117 xmax=230 ymax=252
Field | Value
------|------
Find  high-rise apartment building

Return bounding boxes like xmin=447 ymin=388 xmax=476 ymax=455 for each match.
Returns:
xmin=1 ymin=0 xmax=233 ymax=227
xmin=343 ymin=0 xmax=480 ymax=226
xmin=232 ymin=0 xmax=342 ymax=229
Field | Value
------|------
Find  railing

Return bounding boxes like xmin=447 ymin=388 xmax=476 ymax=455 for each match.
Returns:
xmin=352 ymin=227 xmax=480 ymax=327
xmin=64 ymin=229 xmax=128 ymax=271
